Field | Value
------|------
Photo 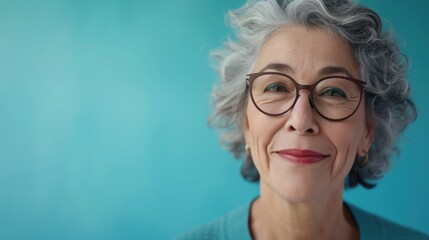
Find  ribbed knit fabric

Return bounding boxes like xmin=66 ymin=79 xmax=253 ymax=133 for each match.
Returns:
xmin=177 ymin=200 xmax=429 ymax=240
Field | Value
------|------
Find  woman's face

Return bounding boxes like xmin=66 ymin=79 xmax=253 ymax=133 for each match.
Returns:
xmin=244 ymin=26 xmax=374 ymax=202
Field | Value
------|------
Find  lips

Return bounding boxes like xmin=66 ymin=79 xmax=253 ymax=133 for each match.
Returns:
xmin=274 ymin=149 xmax=330 ymax=164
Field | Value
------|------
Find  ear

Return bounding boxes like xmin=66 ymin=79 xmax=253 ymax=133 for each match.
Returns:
xmin=358 ymin=120 xmax=375 ymax=155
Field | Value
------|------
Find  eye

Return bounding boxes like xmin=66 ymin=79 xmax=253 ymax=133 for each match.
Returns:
xmin=320 ymin=88 xmax=347 ymax=98
xmin=264 ymin=83 xmax=289 ymax=92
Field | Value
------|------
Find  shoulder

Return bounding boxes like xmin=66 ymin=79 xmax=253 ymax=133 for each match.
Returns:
xmin=347 ymin=203 xmax=429 ymax=240
xmin=176 ymin=203 xmax=252 ymax=240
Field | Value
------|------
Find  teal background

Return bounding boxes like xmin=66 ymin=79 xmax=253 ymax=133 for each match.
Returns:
xmin=0 ymin=0 xmax=427 ymax=239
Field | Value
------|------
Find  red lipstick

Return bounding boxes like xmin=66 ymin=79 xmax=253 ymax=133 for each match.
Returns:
xmin=275 ymin=149 xmax=329 ymax=164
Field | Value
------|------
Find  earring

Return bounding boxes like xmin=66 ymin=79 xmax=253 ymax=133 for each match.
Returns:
xmin=362 ymin=154 xmax=369 ymax=166
xmin=356 ymin=152 xmax=369 ymax=168
xmin=242 ymin=143 xmax=259 ymax=182
xmin=245 ymin=144 xmax=251 ymax=157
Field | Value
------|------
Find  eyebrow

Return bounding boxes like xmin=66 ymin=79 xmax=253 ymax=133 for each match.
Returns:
xmin=260 ymin=63 xmax=294 ymax=73
xmin=259 ymin=63 xmax=356 ymax=78
xmin=318 ymin=66 xmax=355 ymax=78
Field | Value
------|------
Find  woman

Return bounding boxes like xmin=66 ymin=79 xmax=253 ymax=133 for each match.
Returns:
xmin=179 ymin=0 xmax=428 ymax=239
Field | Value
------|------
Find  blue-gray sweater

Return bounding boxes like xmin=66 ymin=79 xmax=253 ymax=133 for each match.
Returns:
xmin=178 ymin=200 xmax=429 ymax=240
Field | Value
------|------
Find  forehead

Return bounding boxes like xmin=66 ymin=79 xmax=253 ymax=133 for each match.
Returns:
xmin=254 ymin=25 xmax=359 ymax=78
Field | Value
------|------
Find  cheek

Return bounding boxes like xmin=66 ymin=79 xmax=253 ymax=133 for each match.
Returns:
xmin=329 ymin=124 xmax=364 ymax=180
xmin=245 ymin=107 xmax=282 ymax=173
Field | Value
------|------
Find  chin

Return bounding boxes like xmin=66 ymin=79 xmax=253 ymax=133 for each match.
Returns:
xmin=266 ymin=174 xmax=335 ymax=203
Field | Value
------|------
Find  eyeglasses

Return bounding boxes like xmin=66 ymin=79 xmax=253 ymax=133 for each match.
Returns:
xmin=246 ymin=72 xmax=366 ymax=121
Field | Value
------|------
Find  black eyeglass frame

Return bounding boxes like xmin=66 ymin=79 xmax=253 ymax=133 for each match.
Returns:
xmin=246 ymin=72 xmax=367 ymax=121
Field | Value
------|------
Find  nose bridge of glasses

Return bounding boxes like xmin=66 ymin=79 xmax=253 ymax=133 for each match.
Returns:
xmin=295 ymin=82 xmax=316 ymax=95
xmin=296 ymin=84 xmax=315 ymax=100
xmin=294 ymin=84 xmax=316 ymax=111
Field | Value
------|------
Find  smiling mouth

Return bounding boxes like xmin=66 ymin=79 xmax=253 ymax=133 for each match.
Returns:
xmin=274 ymin=149 xmax=330 ymax=164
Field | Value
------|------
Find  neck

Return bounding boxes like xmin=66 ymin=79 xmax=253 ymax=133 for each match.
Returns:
xmin=250 ymin=185 xmax=358 ymax=240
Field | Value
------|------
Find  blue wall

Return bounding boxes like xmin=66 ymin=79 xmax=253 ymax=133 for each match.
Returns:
xmin=0 ymin=0 xmax=427 ymax=239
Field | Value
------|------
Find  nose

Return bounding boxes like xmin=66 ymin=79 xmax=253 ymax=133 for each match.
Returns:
xmin=284 ymin=91 xmax=320 ymax=135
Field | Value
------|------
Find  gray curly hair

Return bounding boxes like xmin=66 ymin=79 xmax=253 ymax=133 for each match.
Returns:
xmin=208 ymin=0 xmax=417 ymax=188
